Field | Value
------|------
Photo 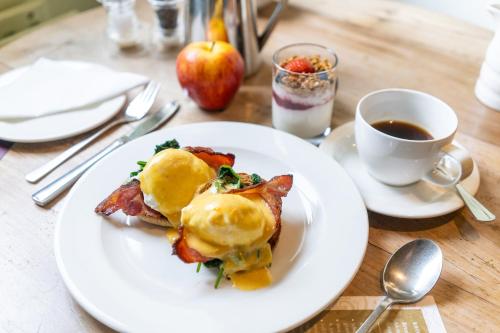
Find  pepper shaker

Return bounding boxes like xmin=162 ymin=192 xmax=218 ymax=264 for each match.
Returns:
xmin=149 ymin=0 xmax=186 ymax=50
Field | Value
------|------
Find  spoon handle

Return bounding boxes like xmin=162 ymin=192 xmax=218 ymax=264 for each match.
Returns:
xmin=456 ymin=184 xmax=496 ymax=222
xmin=355 ymin=296 xmax=393 ymax=333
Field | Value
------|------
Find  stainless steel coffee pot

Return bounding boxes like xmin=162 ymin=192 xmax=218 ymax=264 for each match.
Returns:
xmin=186 ymin=0 xmax=287 ymax=76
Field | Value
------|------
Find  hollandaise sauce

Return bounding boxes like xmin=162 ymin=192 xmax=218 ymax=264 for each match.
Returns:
xmin=165 ymin=228 xmax=180 ymax=244
xmin=230 ymin=267 xmax=273 ymax=291
xmin=139 ymin=148 xmax=215 ymax=227
xmin=223 ymin=244 xmax=272 ymax=274
xmin=225 ymin=244 xmax=273 ymax=290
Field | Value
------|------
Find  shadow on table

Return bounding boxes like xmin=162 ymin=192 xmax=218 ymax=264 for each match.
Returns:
xmin=368 ymin=211 xmax=456 ymax=231
xmin=368 ymin=209 xmax=481 ymax=240
xmin=0 ymin=139 xmax=13 ymax=160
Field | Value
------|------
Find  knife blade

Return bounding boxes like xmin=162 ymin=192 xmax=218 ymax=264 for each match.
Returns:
xmin=123 ymin=100 xmax=180 ymax=142
xmin=32 ymin=101 xmax=181 ymax=206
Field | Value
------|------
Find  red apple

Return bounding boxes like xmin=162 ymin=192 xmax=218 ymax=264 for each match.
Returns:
xmin=176 ymin=41 xmax=244 ymax=111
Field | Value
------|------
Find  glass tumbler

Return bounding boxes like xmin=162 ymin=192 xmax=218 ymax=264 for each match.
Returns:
xmin=272 ymin=43 xmax=338 ymax=139
xmin=99 ymin=0 xmax=142 ymax=48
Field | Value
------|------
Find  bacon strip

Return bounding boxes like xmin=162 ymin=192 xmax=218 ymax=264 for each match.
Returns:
xmin=184 ymin=146 xmax=235 ymax=169
xmin=173 ymin=227 xmax=211 ymax=263
xmin=228 ymin=175 xmax=293 ymax=197
xmin=94 ymin=179 xmax=170 ymax=226
xmin=173 ymin=174 xmax=293 ymax=262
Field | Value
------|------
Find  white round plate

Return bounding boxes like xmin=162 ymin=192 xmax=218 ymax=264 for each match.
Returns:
xmin=319 ymin=121 xmax=480 ymax=219
xmin=55 ymin=122 xmax=368 ymax=333
xmin=0 ymin=65 xmax=126 ymax=143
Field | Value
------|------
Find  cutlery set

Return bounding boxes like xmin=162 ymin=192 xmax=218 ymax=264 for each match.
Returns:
xmin=27 ymin=81 xmax=180 ymax=206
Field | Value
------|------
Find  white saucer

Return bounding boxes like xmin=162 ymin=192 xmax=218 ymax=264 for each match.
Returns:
xmin=319 ymin=121 xmax=480 ymax=219
xmin=0 ymin=65 xmax=126 ymax=143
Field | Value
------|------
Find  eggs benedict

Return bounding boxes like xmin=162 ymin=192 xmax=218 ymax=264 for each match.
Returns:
xmin=173 ymin=166 xmax=293 ymax=290
xmin=95 ymin=139 xmax=235 ymax=227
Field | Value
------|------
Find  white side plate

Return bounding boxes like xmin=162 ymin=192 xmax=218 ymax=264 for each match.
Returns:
xmin=0 ymin=65 xmax=125 ymax=143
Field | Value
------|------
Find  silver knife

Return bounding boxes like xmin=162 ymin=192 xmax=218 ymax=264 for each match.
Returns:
xmin=32 ymin=101 xmax=180 ymax=206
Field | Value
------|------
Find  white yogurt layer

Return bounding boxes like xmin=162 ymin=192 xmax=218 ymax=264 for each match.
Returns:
xmin=272 ymin=98 xmax=334 ymax=138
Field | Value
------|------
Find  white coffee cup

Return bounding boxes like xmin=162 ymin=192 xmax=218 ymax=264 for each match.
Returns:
xmin=355 ymin=89 xmax=471 ymax=186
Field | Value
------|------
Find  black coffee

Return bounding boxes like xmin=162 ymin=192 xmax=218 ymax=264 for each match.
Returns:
xmin=371 ymin=120 xmax=433 ymax=140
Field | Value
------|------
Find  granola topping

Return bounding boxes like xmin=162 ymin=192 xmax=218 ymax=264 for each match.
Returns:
xmin=275 ymin=55 xmax=336 ymax=96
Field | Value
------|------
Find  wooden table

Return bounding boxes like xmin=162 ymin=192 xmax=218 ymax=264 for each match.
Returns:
xmin=0 ymin=1 xmax=499 ymax=332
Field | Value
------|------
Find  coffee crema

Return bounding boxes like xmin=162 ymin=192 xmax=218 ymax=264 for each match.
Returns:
xmin=371 ymin=120 xmax=433 ymax=141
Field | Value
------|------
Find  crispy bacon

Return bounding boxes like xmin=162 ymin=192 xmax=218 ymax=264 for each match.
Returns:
xmin=173 ymin=227 xmax=211 ymax=263
xmin=228 ymin=175 xmax=293 ymax=197
xmin=173 ymin=174 xmax=294 ymax=262
xmin=184 ymin=146 xmax=235 ymax=169
xmin=94 ymin=179 xmax=170 ymax=226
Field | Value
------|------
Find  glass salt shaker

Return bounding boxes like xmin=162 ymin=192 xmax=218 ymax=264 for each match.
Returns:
xmin=148 ymin=0 xmax=186 ymax=50
xmin=98 ymin=0 xmax=142 ymax=49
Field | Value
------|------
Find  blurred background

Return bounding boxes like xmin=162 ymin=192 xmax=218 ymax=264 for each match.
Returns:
xmin=401 ymin=0 xmax=494 ymax=29
xmin=0 ymin=0 xmax=96 ymax=46
xmin=0 ymin=0 xmax=496 ymax=47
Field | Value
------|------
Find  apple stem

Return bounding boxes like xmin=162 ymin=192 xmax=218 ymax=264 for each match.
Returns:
xmin=210 ymin=41 xmax=216 ymax=52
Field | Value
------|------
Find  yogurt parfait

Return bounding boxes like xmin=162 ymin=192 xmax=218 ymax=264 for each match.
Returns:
xmin=272 ymin=43 xmax=338 ymax=138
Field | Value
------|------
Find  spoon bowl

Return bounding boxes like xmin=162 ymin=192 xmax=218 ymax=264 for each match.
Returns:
xmin=356 ymin=239 xmax=443 ymax=333
xmin=383 ymin=239 xmax=442 ymax=302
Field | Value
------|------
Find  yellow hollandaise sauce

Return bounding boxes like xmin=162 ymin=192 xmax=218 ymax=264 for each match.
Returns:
xmin=230 ymin=267 xmax=272 ymax=291
xmin=165 ymin=228 xmax=180 ymax=244
xmin=223 ymin=244 xmax=272 ymax=274
xmin=181 ymin=192 xmax=276 ymax=290
xmin=139 ymin=149 xmax=215 ymax=227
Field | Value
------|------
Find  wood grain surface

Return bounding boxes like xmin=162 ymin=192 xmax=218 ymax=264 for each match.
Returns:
xmin=0 ymin=1 xmax=499 ymax=332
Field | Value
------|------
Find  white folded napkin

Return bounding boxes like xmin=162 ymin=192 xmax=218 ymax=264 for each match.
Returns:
xmin=0 ymin=58 xmax=149 ymax=120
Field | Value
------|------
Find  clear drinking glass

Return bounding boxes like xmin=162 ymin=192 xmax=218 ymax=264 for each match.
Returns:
xmin=272 ymin=43 xmax=338 ymax=139
xmin=99 ymin=0 xmax=142 ymax=48
xmin=149 ymin=0 xmax=186 ymax=50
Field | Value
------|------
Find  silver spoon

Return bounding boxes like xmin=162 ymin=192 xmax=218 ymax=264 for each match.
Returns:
xmin=356 ymin=239 xmax=443 ymax=333
xmin=25 ymin=81 xmax=160 ymax=183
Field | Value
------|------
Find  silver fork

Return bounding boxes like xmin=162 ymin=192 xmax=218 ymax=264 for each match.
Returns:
xmin=25 ymin=81 xmax=161 ymax=183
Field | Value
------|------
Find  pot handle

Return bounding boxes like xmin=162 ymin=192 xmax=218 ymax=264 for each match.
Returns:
xmin=257 ymin=0 xmax=287 ymax=50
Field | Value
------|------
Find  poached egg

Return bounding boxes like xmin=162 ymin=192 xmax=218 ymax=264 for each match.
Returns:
xmin=139 ymin=148 xmax=215 ymax=226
